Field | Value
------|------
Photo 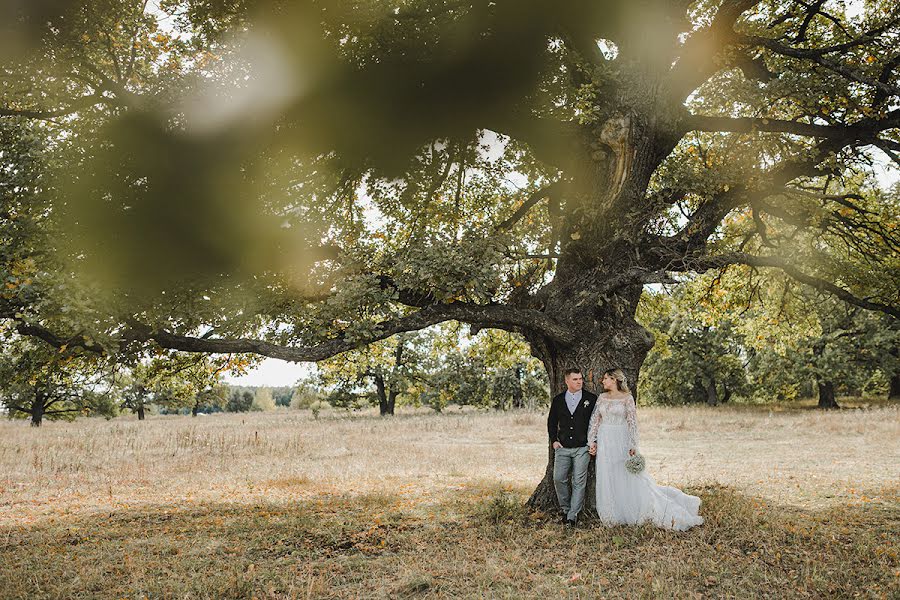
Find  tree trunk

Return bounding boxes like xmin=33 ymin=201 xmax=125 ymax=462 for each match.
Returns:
xmin=524 ymin=112 xmax=668 ymax=514
xmin=889 ymin=373 xmax=900 ymax=400
xmin=191 ymin=401 xmax=199 ymax=417
xmin=512 ymin=366 xmax=524 ymax=409
xmin=30 ymin=401 xmax=44 ymax=427
xmin=387 ymin=390 xmax=398 ymax=416
xmin=817 ymin=380 xmax=839 ymax=409
xmin=706 ymin=379 xmax=719 ymax=406
xmin=29 ymin=391 xmax=47 ymax=427
xmin=137 ymin=403 xmax=145 ymax=420
xmin=691 ymin=380 xmax=706 ymax=403
xmin=525 ymin=293 xmax=654 ymax=516
xmin=373 ymin=374 xmax=393 ymax=416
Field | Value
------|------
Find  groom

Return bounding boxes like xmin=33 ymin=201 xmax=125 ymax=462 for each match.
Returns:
xmin=547 ymin=368 xmax=598 ymax=527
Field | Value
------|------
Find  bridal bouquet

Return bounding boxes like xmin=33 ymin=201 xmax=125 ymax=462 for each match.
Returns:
xmin=625 ymin=453 xmax=645 ymax=474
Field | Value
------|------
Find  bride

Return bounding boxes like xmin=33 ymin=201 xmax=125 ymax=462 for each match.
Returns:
xmin=587 ymin=368 xmax=703 ymax=531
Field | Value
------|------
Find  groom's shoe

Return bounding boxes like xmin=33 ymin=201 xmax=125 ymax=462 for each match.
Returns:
xmin=565 ymin=518 xmax=577 ymax=529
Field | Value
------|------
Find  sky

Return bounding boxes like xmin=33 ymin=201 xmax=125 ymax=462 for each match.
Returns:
xmin=225 ymin=358 xmax=314 ymax=387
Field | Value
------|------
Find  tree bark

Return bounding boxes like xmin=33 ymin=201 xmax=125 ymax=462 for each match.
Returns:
xmin=387 ymin=389 xmax=398 ymax=415
xmin=30 ymin=400 xmax=43 ymax=427
xmin=817 ymin=380 xmax=839 ymax=409
xmin=137 ymin=403 xmax=145 ymax=420
xmin=706 ymin=379 xmax=719 ymax=406
xmin=889 ymin=373 xmax=900 ymax=400
xmin=512 ymin=366 xmax=524 ymax=409
xmin=373 ymin=374 xmax=394 ymax=416
xmin=29 ymin=391 xmax=48 ymax=427
xmin=691 ymin=380 xmax=707 ymax=404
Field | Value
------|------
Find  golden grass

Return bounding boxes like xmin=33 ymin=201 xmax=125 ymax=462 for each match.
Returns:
xmin=0 ymin=405 xmax=898 ymax=598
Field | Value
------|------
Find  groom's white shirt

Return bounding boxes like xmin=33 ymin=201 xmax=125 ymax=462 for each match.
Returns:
xmin=564 ymin=390 xmax=582 ymax=415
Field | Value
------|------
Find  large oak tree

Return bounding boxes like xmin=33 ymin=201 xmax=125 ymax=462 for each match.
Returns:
xmin=2 ymin=0 xmax=898 ymax=510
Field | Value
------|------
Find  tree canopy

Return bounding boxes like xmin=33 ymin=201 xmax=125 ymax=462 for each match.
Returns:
xmin=2 ymin=0 xmax=898 ymax=404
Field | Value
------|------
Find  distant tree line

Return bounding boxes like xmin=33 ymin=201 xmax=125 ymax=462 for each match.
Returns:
xmin=3 ymin=276 xmax=897 ymax=426
xmin=638 ymin=273 xmax=900 ymax=409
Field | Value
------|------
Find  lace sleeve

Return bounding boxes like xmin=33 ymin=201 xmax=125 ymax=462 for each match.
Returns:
xmin=625 ymin=394 xmax=639 ymax=451
xmin=587 ymin=399 xmax=602 ymax=444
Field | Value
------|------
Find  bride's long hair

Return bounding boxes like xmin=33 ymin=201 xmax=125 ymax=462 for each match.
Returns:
xmin=604 ymin=368 xmax=630 ymax=393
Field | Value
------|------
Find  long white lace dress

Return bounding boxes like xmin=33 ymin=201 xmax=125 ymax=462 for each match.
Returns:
xmin=588 ymin=393 xmax=703 ymax=531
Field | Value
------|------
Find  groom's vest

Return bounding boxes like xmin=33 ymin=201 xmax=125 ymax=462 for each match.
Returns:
xmin=547 ymin=390 xmax=598 ymax=448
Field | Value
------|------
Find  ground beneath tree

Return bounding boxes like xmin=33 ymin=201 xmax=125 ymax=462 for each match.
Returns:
xmin=0 ymin=404 xmax=897 ymax=598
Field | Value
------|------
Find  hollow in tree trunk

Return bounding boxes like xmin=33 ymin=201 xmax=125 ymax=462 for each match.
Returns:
xmin=817 ymin=380 xmax=839 ymax=409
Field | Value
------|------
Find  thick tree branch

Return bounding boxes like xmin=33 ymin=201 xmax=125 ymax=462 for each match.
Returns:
xmin=5 ymin=300 xmax=575 ymax=363
xmin=873 ymin=54 xmax=900 ymax=108
xmin=666 ymin=0 xmax=764 ymax=101
xmin=730 ymin=51 xmax=776 ymax=82
xmin=792 ymin=0 xmax=853 ymax=40
xmin=684 ymin=114 xmax=890 ymax=141
xmin=115 ymin=302 xmax=575 ymax=361
xmin=677 ymin=252 xmax=899 ymax=318
xmin=663 ymin=111 xmax=895 ymax=255
xmin=13 ymin=321 xmax=107 ymax=354
xmin=0 ymin=93 xmax=112 ymax=120
xmin=794 ymin=0 xmax=827 ymax=43
xmin=496 ymin=182 xmax=561 ymax=231
xmin=741 ymin=33 xmax=900 ymax=98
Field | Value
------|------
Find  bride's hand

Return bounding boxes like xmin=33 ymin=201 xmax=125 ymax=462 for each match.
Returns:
xmin=588 ymin=443 xmax=597 ymax=456
xmin=628 ymin=449 xmax=635 ymax=456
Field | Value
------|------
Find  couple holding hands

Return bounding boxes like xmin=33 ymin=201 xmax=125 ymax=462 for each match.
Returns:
xmin=548 ymin=368 xmax=703 ymax=531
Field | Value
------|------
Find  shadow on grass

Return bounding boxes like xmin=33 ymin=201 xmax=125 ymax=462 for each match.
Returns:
xmin=0 ymin=484 xmax=897 ymax=599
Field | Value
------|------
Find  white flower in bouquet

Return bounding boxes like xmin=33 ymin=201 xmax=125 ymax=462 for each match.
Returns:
xmin=625 ymin=453 xmax=645 ymax=474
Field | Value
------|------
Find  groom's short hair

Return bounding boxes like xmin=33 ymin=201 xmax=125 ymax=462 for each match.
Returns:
xmin=564 ymin=368 xmax=582 ymax=377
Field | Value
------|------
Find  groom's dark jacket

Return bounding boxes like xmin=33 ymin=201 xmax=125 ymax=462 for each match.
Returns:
xmin=547 ymin=390 xmax=598 ymax=448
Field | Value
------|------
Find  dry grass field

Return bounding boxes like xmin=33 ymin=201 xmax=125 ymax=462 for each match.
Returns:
xmin=0 ymin=404 xmax=898 ymax=599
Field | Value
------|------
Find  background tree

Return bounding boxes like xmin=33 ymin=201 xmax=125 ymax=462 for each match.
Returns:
xmin=136 ymin=352 xmax=235 ymax=416
xmin=0 ymin=333 xmax=103 ymax=426
xmin=288 ymin=382 xmax=324 ymax=410
xmin=641 ymin=309 xmax=749 ymax=406
xmin=271 ymin=386 xmax=295 ymax=408
xmin=226 ymin=387 xmax=255 ymax=413
xmin=251 ymin=386 xmax=276 ymax=412
xmin=118 ymin=378 xmax=152 ymax=420
xmin=318 ymin=333 xmax=423 ymax=415
xmin=679 ymin=260 xmax=900 ymax=407
xmin=412 ymin=327 xmax=549 ymax=411
xmin=746 ymin=297 xmax=900 ymax=408
xmin=2 ymin=1 xmax=898 ymax=512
